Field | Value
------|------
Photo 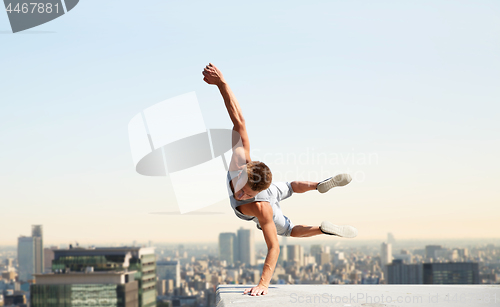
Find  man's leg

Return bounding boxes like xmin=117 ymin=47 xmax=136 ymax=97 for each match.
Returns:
xmin=291 ymin=223 xmax=358 ymax=238
xmin=290 ymin=181 xmax=318 ymax=193
xmin=290 ymin=225 xmax=322 ymax=237
xmin=290 ymin=173 xmax=352 ymax=194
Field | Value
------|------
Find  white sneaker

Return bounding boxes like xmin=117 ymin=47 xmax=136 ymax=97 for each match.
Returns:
xmin=317 ymin=174 xmax=352 ymax=193
xmin=320 ymin=221 xmax=358 ymax=238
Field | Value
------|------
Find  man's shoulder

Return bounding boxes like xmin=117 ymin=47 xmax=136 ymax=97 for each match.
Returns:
xmin=238 ymin=201 xmax=272 ymax=218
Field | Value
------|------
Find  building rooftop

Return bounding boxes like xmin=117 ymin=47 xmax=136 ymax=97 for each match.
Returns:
xmin=53 ymin=246 xmax=155 ymax=257
xmin=34 ymin=271 xmax=137 ymax=285
xmin=216 ymin=284 xmax=500 ymax=307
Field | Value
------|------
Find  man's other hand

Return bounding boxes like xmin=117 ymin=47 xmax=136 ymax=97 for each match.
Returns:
xmin=243 ymin=284 xmax=268 ymax=296
xmin=202 ymin=63 xmax=225 ymax=85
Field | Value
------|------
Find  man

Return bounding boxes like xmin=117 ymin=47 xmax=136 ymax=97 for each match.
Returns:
xmin=202 ymin=63 xmax=358 ymax=296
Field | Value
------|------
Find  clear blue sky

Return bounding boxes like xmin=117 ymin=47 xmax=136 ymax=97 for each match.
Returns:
xmin=1 ymin=0 xmax=499 ymax=245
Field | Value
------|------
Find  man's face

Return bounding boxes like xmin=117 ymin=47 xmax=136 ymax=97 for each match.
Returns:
xmin=234 ymin=175 xmax=259 ymax=200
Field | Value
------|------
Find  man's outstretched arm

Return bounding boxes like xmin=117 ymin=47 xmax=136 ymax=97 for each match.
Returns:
xmin=239 ymin=202 xmax=280 ymax=296
xmin=203 ymin=63 xmax=251 ymax=163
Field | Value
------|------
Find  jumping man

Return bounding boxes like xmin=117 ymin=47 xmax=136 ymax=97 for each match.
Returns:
xmin=202 ymin=63 xmax=358 ymax=296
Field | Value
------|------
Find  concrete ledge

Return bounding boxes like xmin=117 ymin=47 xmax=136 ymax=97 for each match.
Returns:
xmin=216 ymin=284 xmax=500 ymax=307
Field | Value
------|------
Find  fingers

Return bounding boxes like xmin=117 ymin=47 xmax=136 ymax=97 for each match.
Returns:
xmin=251 ymin=288 xmax=265 ymax=296
xmin=244 ymin=287 xmax=267 ymax=296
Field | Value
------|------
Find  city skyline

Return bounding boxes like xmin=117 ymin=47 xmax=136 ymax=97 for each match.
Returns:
xmin=2 ymin=0 xmax=499 ymax=244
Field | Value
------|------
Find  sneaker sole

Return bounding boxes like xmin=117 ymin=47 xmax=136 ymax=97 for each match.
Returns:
xmin=320 ymin=221 xmax=358 ymax=238
xmin=317 ymin=174 xmax=352 ymax=193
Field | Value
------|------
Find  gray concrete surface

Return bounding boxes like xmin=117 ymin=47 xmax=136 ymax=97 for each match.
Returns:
xmin=217 ymin=284 xmax=500 ymax=307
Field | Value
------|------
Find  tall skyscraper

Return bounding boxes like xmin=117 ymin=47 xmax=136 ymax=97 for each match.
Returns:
xmin=380 ymin=242 xmax=392 ymax=267
xmin=17 ymin=236 xmax=34 ymax=281
xmin=287 ymin=245 xmax=304 ymax=267
xmin=32 ymin=225 xmax=44 ymax=275
xmin=17 ymin=225 xmax=45 ymax=281
xmin=219 ymin=233 xmax=238 ymax=265
xmin=52 ymin=247 xmax=156 ymax=307
xmin=237 ymin=228 xmax=255 ymax=266
xmin=278 ymin=237 xmax=288 ymax=264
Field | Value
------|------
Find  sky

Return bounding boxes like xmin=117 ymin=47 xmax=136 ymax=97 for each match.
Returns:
xmin=1 ymin=0 xmax=499 ymax=245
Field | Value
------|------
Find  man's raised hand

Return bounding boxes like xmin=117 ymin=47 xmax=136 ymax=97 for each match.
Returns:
xmin=202 ymin=63 xmax=226 ymax=85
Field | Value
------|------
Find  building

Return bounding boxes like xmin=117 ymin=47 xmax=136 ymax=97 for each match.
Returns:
xmin=237 ymin=228 xmax=255 ymax=266
xmin=17 ymin=225 xmax=44 ymax=281
xmin=4 ymin=258 xmax=13 ymax=269
xmin=1 ymin=271 xmax=17 ymax=282
xmin=44 ymin=246 xmax=57 ymax=273
xmin=51 ymin=247 xmax=156 ymax=307
xmin=387 ymin=232 xmax=396 ymax=245
xmin=31 ymin=271 xmax=138 ymax=307
xmin=18 ymin=236 xmax=34 ymax=281
xmin=392 ymin=252 xmax=412 ymax=264
xmin=423 ymin=262 xmax=479 ymax=284
xmin=218 ymin=233 xmax=238 ymax=265
xmin=286 ymin=245 xmax=304 ymax=267
xmin=156 ymin=261 xmax=180 ymax=288
xmin=387 ymin=260 xmax=423 ymax=284
xmin=3 ymin=292 xmax=26 ymax=307
xmin=380 ymin=242 xmax=392 ymax=267
xmin=361 ymin=277 xmax=380 ymax=284
xmin=32 ymin=225 xmax=44 ymax=275
xmin=332 ymin=251 xmax=345 ymax=265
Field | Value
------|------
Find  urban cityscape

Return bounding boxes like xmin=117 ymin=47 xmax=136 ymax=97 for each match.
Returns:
xmin=0 ymin=225 xmax=499 ymax=307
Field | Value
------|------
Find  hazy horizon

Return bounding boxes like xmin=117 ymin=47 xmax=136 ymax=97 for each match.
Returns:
xmin=1 ymin=0 xmax=499 ymax=245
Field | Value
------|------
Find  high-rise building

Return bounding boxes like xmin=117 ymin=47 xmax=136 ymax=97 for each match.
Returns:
xmin=387 ymin=232 xmax=396 ymax=245
xmin=32 ymin=225 xmax=44 ymax=275
xmin=287 ymin=245 xmax=304 ymax=267
xmin=278 ymin=237 xmax=288 ymax=264
xmin=380 ymin=242 xmax=392 ymax=267
xmin=237 ymin=228 xmax=255 ymax=266
xmin=423 ymin=262 xmax=479 ymax=284
xmin=18 ymin=236 xmax=34 ymax=281
xmin=387 ymin=260 xmax=423 ymax=284
xmin=218 ymin=233 xmax=238 ymax=265
xmin=4 ymin=258 xmax=13 ymax=268
xmin=31 ymin=270 xmax=138 ymax=307
xmin=52 ymin=247 xmax=156 ymax=307
xmin=17 ymin=225 xmax=45 ymax=281
xmin=156 ymin=261 xmax=180 ymax=288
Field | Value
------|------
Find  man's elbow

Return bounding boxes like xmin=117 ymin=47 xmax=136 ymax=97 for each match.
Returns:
xmin=269 ymin=244 xmax=280 ymax=256
xmin=233 ymin=117 xmax=246 ymax=130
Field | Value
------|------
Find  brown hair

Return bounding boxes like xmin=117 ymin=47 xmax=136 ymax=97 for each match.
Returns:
xmin=246 ymin=161 xmax=272 ymax=192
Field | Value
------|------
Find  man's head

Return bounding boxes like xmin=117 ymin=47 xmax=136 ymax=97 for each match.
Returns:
xmin=233 ymin=161 xmax=272 ymax=200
